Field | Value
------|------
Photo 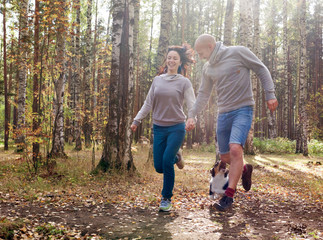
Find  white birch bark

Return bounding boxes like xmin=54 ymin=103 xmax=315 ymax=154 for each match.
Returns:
xmin=16 ymin=0 xmax=28 ymax=150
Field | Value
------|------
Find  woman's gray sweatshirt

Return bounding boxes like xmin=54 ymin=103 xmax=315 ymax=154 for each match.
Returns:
xmin=190 ymin=42 xmax=276 ymax=117
xmin=132 ymin=74 xmax=196 ymax=127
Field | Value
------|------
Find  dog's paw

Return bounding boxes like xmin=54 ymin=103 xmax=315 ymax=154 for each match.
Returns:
xmin=209 ymin=194 xmax=215 ymax=200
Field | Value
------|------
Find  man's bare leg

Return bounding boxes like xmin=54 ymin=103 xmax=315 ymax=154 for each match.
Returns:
xmin=220 ymin=153 xmax=230 ymax=164
xmin=227 ymin=143 xmax=244 ymax=190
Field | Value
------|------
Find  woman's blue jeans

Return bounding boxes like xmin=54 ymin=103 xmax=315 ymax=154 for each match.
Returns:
xmin=153 ymin=123 xmax=186 ymax=199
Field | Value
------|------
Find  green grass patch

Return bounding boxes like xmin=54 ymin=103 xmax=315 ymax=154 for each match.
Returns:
xmin=254 ymin=138 xmax=323 ymax=155
xmin=36 ymin=223 xmax=65 ymax=237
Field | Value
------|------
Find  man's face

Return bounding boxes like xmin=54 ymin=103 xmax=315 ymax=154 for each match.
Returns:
xmin=195 ymin=43 xmax=212 ymax=61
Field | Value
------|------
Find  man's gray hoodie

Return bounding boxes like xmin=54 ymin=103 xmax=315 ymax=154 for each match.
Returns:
xmin=190 ymin=42 xmax=276 ymax=116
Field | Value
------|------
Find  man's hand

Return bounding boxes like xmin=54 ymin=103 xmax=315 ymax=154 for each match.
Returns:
xmin=267 ymin=99 xmax=278 ymax=112
xmin=130 ymin=124 xmax=137 ymax=132
xmin=185 ymin=118 xmax=196 ymax=131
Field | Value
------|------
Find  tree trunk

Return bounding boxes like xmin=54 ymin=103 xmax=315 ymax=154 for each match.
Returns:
xmin=282 ymin=0 xmax=289 ymax=138
xmin=32 ymin=0 xmax=41 ymax=166
xmin=155 ymin=0 xmax=174 ymax=70
xmin=16 ymin=0 xmax=28 ymax=152
xmin=240 ymin=0 xmax=254 ymax=154
xmin=133 ymin=0 xmax=140 ymax=142
xmin=298 ymin=0 xmax=308 ymax=156
xmin=74 ymin=0 xmax=82 ymax=151
xmin=267 ymin=0 xmax=277 ymax=139
xmin=97 ymin=0 xmax=136 ymax=172
xmin=223 ymin=0 xmax=234 ymax=46
xmin=83 ymin=0 xmax=93 ymax=148
xmin=239 ymin=0 xmax=253 ymax=49
xmin=49 ymin=0 xmax=68 ymax=158
xmin=3 ymin=0 xmax=9 ymax=150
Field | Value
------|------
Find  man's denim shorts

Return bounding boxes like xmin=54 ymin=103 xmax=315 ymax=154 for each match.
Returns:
xmin=216 ymin=106 xmax=253 ymax=155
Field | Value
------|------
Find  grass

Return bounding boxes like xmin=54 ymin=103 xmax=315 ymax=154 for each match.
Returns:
xmin=36 ymin=223 xmax=65 ymax=237
xmin=0 ymin=218 xmax=24 ymax=239
xmin=0 ymin=143 xmax=322 ymax=203
xmin=253 ymin=138 xmax=323 ymax=155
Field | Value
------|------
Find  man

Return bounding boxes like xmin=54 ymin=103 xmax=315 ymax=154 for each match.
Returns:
xmin=186 ymin=34 xmax=278 ymax=211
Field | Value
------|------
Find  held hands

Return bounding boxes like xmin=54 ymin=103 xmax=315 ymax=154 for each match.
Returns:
xmin=185 ymin=118 xmax=196 ymax=131
xmin=130 ymin=124 xmax=138 ymax=132
xmin=267 ymin=99 xmax=278 ymax=112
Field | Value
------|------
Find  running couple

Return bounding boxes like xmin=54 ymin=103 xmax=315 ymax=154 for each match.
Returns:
xmin=131 ymin=34 xmax=278 ymax=212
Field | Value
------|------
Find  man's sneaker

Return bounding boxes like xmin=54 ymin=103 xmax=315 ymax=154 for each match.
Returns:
xmin=175 ymin=149 xmax=184 ymax=169
xmin=159 ymin=197 xmax=172 ymax=212
xmin=241 ymin=164 xmax=253 ymax=191
xmin=214 ymin=195 xmax=233 ymax=211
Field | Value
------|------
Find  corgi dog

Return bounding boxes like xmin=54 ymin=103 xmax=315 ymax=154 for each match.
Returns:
xmin=209 ymin=161 xmax=229 ymax=200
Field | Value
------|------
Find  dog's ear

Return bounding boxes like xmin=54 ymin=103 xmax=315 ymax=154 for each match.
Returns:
xmin=219 ymin=161 xmax=226 ymax=170
xmin=224 ymin=169 xmax=229 ymax=178
xmin=210 ymin=167 xmax=215 ymax=177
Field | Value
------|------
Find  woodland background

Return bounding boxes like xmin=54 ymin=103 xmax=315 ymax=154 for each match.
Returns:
xmin=0 ymin=0 xmax=322 ymax=173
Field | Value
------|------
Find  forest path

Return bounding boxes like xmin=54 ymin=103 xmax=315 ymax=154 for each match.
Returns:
xmin=0 ymin=149 xmax=322 ymax=239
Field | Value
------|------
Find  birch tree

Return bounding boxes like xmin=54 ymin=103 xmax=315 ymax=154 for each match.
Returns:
xmin=155 ymin=0 xmax=174 ymax=69
xmin=97 ymin=0 xmax=136 ymax=172
xmin=83 ymin=0 xmax=93 ymax=148
xmin=74 ymin=0 xmax=82 ymax=151
xmin=282 ymin=0 xmax=289 ymax=138
xmin=16 ymin=0 xmax=28 ymax=152
xmin=223 ymin=0 xmax=235 ymax=46
xmin=32 ymin=0 xmax=41 ymax=164
xmin=239 ymin=0 xmax=253 ymax=49
xmin=49 ymin=0 xmax=68 ymax=158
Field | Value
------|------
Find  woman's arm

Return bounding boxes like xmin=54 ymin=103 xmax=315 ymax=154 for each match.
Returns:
xmin=132 ymin=81 xmax=155 ymax=127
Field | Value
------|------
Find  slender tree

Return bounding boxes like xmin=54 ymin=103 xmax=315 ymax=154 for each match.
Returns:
xmin=49 ymin=0 xmax=68 ymax=158
xmin=16 ymin=0 xmax=29 ymax=152
xmin=74 ymin=0 xmax=82 ymax=151
xmin=83 ymin=0 xmax=93 ymax=148
xmin=3 ymin=0 xmax=9 ymax=150
xmin=282 ymin=0 xmax=289 ymax=138
xmin=32 ymin=0 xmax=41 ymax=165
xmin=298 ymin=0 xmax=308 ymax=155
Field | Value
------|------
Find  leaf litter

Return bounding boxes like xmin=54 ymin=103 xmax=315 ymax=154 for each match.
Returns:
xmin=0 ymin=149 xmax=322 ymax=239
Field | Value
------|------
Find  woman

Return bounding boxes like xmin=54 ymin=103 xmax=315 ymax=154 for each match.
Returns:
xmin=130 ymin=44 xmax=195 ymax=212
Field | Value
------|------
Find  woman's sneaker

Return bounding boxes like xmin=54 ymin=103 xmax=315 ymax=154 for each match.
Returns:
xmin=175 ymin=149 xmax=184 ymax=169
xmin=159 ymin=197 xmax=172 ymax=212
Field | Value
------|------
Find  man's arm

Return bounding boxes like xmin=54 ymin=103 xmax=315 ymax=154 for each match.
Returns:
xmin=238 ymin=46 xmax=278 ymax=112
xmin=239 ymin=46 xmax=276 ymax=101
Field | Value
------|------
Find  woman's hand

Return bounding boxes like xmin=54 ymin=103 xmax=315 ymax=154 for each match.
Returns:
xmin=185 ymin=118 xmax=196 ymax=131
xmin=130 ymin=124 xmax=138 ymax=132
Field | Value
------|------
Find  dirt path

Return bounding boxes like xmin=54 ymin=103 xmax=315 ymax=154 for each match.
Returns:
xmin=0 ymin=150 xmax=322 ymax=239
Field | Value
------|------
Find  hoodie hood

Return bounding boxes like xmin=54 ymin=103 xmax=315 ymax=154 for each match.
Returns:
xmin=160 ymin=73 xmax=183 ymax=81
xmin=209 ymin=42 xmax=224 ymax=65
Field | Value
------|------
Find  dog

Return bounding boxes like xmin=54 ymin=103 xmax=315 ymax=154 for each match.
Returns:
xmin=209 ymin=161 xmax=229 ymax=200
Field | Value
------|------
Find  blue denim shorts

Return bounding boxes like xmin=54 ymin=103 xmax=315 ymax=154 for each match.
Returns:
xmin=216 ymin=106 xmax=253 ymax=155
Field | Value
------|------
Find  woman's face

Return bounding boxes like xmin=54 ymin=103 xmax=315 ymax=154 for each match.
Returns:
xmin=166 ymin=50 xmax=182 ymax=73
